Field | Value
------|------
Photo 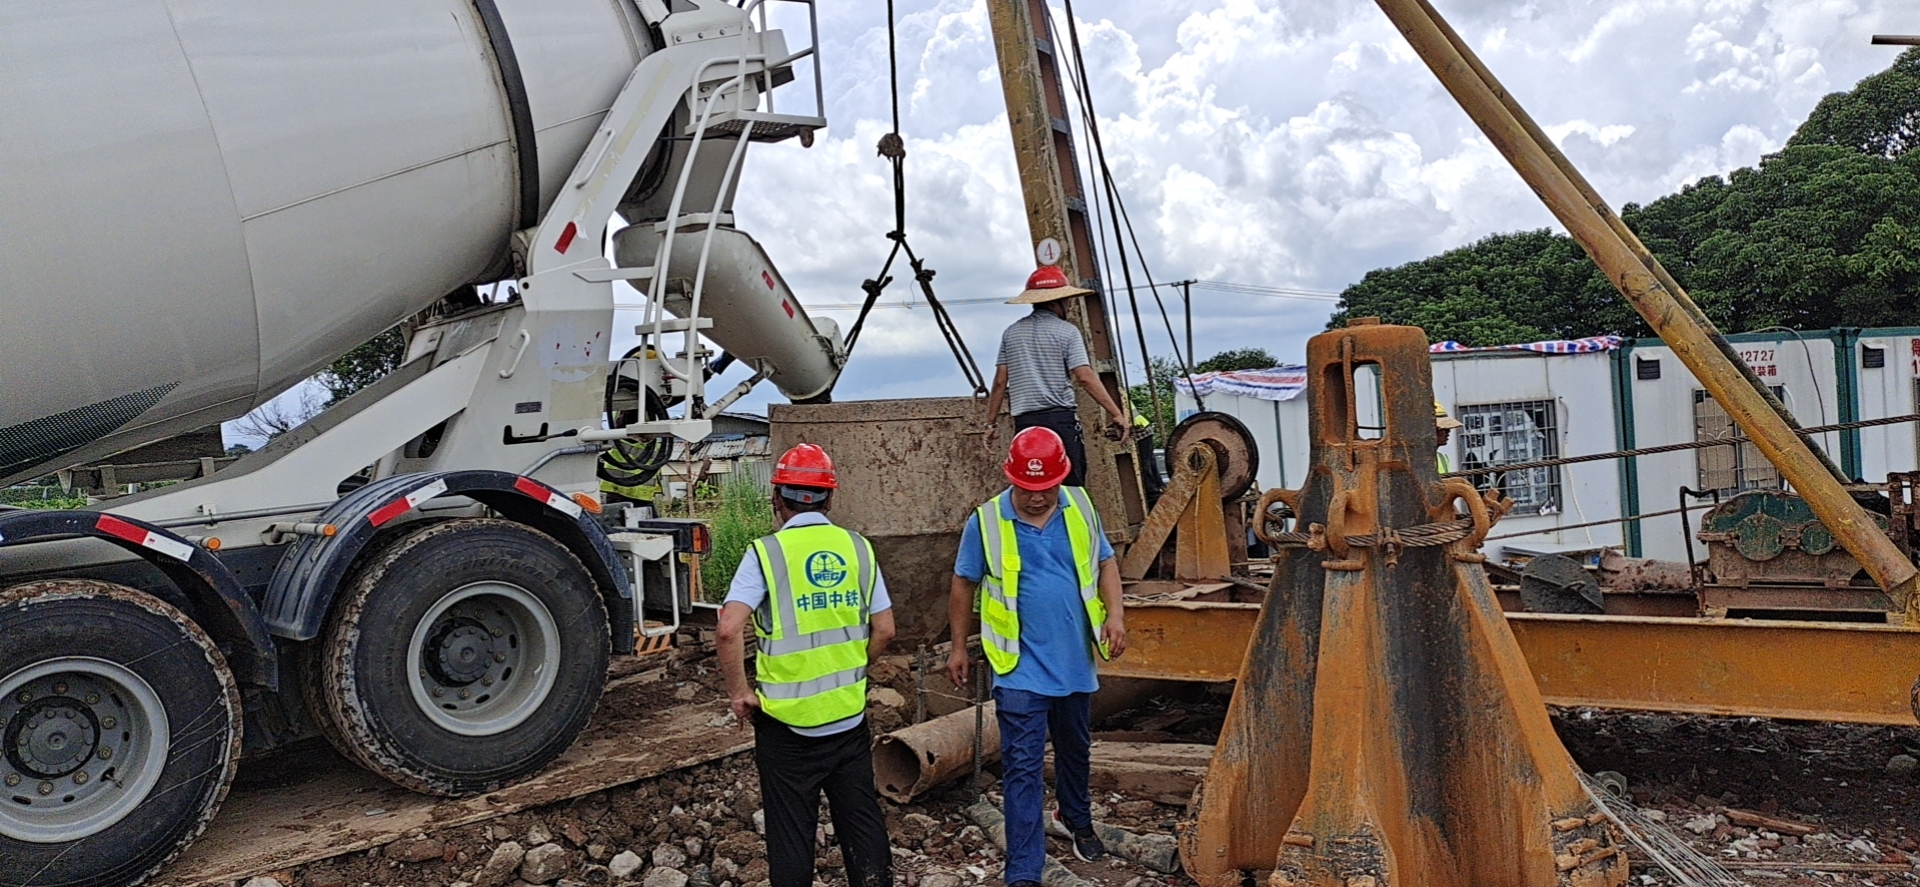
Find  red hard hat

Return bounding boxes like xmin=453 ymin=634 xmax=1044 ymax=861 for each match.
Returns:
xmin=1027 ymin=266 xmax=1071 ymax=290
xmin=1004 ymin=427 xmax=1072 ymax=491
xmin=771 ymin=443 xmax=837 ymax=489
xmin=1009 ymin=265 xmax=1093 ymax=304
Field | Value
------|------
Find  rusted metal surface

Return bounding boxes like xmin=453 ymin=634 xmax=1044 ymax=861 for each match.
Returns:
xmin=1165 ymin=412 xmax=1260 ymax=501
xmin=984 ymin=0 xmax=1145 ymax=540
xmin=1180 ymin=321 xmax=1625 ymax=887
xmin=1375 ymin=0 xmax=1920 ymax=618
xmin=770 ymin=398 xmax=1011 ymax=643
xmin=873 ymin=702 xmax=1001 ymax=803
xmin=1509 ymin=615 xmax=1920 ymax=725
xmin=871 ymin=677 xmax=1178 ymax=802
xmin=1595 ymin=550 xmax=1694 ymax=594
xmin=1120 ymin=443 xmax=1230 ymax=581
xmin=1114 ymin=601 xmax=1920 ymax=726
xmin=1099 ymin=601 xmax=1259 ymax=683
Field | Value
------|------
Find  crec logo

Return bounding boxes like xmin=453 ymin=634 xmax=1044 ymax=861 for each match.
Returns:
xmin=1026 ymin=458 xmax=1044 ymax=476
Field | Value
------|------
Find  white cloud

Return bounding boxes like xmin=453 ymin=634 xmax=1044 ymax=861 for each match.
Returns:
xmin=710 ymin=0 xmax=1902 ymax=412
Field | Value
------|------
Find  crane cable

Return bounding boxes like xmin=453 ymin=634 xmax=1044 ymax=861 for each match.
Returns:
xmin=839 ymin=0 xmax=988 ymax=397
xmin=1056 ymin=0 xmax=1204 ymax=416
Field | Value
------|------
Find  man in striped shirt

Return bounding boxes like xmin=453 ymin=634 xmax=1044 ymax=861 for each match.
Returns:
xmin=982 ymin=267 xmax=1131 ymax=487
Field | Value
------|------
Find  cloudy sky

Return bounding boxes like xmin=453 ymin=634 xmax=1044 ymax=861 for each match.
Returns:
xmin=668 ymin=0 xmax=1908 ymax=415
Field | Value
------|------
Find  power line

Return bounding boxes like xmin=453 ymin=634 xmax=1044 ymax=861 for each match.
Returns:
xmin=1191 ymin=280 xmax=1343 ymax=301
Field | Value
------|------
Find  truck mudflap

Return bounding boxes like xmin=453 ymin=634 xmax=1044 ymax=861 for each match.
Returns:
xmin=263 ymin=470 xmax=636 ymax=653
xmin=0 ymin=508 xmax=279 ymax=688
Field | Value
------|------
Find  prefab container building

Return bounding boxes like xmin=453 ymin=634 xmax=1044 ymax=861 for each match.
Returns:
xmin=1614 ymin=330 xmax=1847 ymax=562
xmin=1174 ymin=327 xmax=1920 ymax=567
xmin=1850 ymin=328 xmax=1920 ymax=482
xmin=1430 ymin=345 xmax=1624 ymax=561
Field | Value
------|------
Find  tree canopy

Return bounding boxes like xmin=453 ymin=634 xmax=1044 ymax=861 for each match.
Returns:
xmin=1332 ymin=48 xmax=1920 ymax=345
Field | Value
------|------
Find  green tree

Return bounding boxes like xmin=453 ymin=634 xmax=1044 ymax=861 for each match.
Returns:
xmin=1196 ymin=348 xmax=1281 ymax=373
xmin=1790 ymin=47 xmax=1920 ymax=158
xmin=1332 ymin=49 xmax=1920 ymax=344
xmin=317 ymin=327 xmax=407 ymax=405
xmin=1329 ymin=230 xmax=1625 ymax=345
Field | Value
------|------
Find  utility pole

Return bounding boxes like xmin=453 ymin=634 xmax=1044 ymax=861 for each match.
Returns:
xmin=1170 ymin=279 xmax=1197 ymax=368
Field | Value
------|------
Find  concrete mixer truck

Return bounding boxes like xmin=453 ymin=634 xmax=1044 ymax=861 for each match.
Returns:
xmin=0 ymin=1 xmax=842 ymax=883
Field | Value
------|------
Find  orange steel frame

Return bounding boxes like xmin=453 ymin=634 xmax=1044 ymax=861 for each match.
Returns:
xmin=1108 ymin=602 xmax=1920 ymax=727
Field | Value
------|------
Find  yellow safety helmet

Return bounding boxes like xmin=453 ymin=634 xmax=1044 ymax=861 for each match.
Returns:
xmin=1434 ymin=402 xmax=1463 ymax=430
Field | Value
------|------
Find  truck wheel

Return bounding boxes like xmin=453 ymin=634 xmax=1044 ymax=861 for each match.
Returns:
xmin=0 ymin=580 xmax=241 ymax=887
xmin=308 ymin=518 xmax=609 ymax=795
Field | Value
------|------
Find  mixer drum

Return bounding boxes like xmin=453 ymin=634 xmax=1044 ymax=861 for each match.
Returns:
xmin=0 ymin=0 xmax=653 ymax=483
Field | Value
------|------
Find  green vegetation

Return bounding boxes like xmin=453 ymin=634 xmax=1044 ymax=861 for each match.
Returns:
xmin=698 ymin=476 xmax=775 ymax=602
xmin=320 ymin=327 xmax=407 ymax=404
xmin=1 ymin=485 xmax=86 ymax=509
xmin=1129 ymin=347 xmax=1283 ymax=441
xmin=1332 ymin=48 xmax=1920 ymax=345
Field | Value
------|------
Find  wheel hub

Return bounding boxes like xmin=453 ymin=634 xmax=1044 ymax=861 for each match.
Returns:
xmin=0 ymin=658 xmax=167 ymax=844
xmin=426 ymin=617 xmax=495 ymax=686
xmin=7 ymin=697 xmax=100 ymax=779
xmin=407 ymin=582 xmax=560 ymax=737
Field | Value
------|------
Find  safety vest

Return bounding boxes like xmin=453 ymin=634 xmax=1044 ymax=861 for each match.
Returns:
xmin=1437 ymin=451 xmax=1452 ymax=473
xmin=598 ymin=439 xmax=663 ymax=504
xmin=750 ymin=524 xmax=876 ymax=727
xmin=974 ymin=486 xmax=1110 ymax=677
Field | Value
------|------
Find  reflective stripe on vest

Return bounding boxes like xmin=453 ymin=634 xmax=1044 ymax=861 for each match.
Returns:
xmin=751 ymin=524 xmax=876 ymax=727
xmin=975 ymin=486 xmax=1110 ymax=677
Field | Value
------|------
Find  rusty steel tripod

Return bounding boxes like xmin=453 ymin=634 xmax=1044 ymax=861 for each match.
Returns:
xmin=1179 ymin=320 xmax=1628 ymax=887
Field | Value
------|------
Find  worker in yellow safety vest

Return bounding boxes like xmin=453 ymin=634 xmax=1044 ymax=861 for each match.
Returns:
xmin=1435 ymin=401 xmax=1463 ymax=473
xmin=947 ymin=427 xmax=1128 ymax=887
xmin=717 ymin=443 xmax=896 ymax=887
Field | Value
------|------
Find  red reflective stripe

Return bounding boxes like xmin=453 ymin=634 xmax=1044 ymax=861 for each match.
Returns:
xmin=367 ymin=498 xmax=412 ymax=527
xmin=555 ymin=221 xmax=579 ymax=254
xmin=513 ymin=476 xmax=549 ymax=501
xmin=782 ymin=300 xmax=794 ymax=318
xmin=95 ymin=515 xmax=148 ymax=545
xmin=762 ymin=270 xmax=776 ymax=290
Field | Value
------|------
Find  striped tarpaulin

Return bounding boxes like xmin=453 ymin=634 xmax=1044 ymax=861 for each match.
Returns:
xmin=1174 ymin=366 xmax=1309 ymax=402
xmin=1429 ymin=335 xmax=1624 ymax=354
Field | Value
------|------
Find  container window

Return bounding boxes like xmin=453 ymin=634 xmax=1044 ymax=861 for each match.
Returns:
xmin=1864 ymin=347 xmax=1887 ymax=369
xmin=1693 ymin=387 xmax=1785 ymax=496
xmin=1457 ymin=400 xmax=1560 ymax=515
xmin=1636 ymin=358 xmax=1661 ymax=380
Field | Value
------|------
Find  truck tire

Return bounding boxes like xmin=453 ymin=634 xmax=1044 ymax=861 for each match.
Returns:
xmin=0 ymin=579 xmax=242 ymax=887
xmin=307 ymin=518 xmax=609 ymax=795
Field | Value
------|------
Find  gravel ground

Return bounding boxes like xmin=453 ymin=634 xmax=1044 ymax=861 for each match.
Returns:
xmin=220 ymin=638 xmax=1920 ymax=887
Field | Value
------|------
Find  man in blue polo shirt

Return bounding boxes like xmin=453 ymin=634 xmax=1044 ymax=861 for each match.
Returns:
xmin=947 ymin=427 xmax=1128 ymax=887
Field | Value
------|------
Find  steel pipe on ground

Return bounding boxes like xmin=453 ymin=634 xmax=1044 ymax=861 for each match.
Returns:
xmin=872 ymin=678 xmax=1180 ymax=802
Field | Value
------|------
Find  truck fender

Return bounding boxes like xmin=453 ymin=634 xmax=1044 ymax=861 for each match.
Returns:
xmin=0 ymin=509 xmax=280 ymax=688
xmin=263 ymin=470 xmax=636 ymax=653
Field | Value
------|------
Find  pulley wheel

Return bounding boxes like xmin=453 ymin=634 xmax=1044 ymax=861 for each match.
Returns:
xmin=1167 ymin=411 xmax=1260 ymax=500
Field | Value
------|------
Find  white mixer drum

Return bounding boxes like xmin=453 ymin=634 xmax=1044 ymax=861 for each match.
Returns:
xmin=0 ymin=0 xmax=651 ymax=483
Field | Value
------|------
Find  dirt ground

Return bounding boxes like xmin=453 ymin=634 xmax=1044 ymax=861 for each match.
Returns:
xmin=213 ymin=638 xmax=1920 ymax=887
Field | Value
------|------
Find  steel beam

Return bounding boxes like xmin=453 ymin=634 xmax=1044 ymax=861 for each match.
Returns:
xmin=1108 ymin=602 xmax=1920 ymax=726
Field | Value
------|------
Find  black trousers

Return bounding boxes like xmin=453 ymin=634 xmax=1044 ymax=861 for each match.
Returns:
xmin=752 ymin=712 xmax=893 ymax=887
xmin=1013 ymin=408 xmax=1087 ymax=488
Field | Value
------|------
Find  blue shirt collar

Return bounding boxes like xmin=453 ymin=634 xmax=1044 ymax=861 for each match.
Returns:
xmin=998 ymin=487 xmax=1069 ymax=521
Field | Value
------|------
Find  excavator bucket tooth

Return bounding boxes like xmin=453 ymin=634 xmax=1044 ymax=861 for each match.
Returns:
xmin=1178 ymin=320 xmax=1628 ymax=887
